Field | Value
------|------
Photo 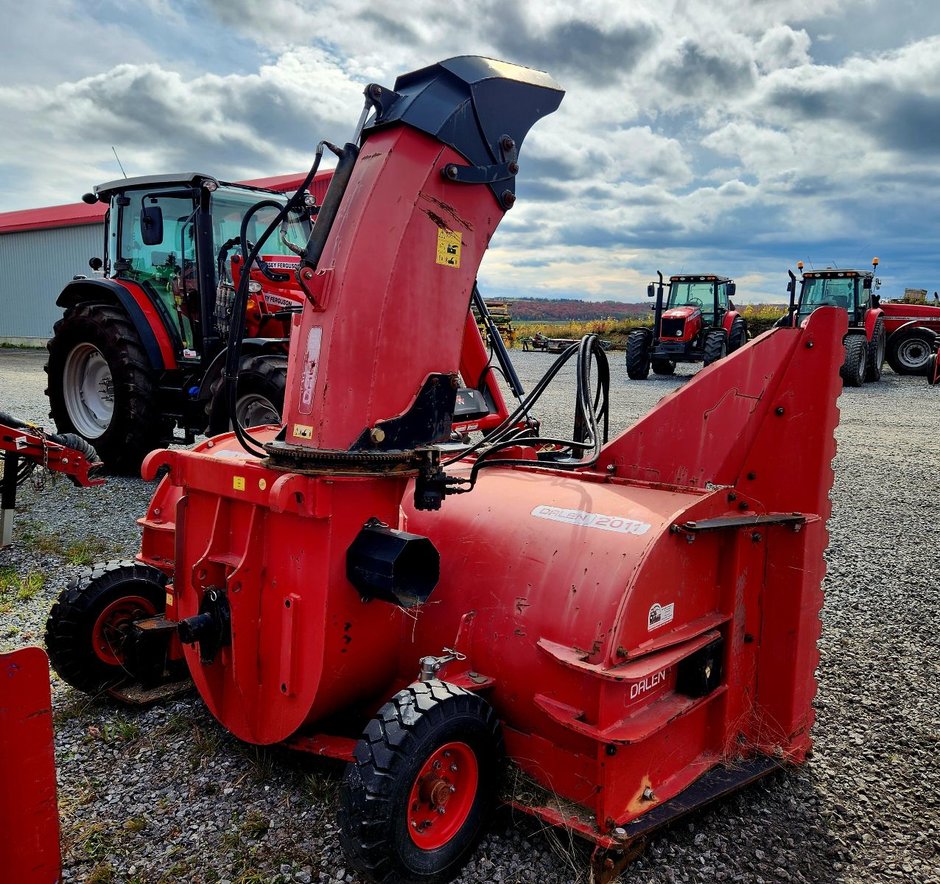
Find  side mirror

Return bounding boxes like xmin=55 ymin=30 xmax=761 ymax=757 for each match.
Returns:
xmin=727 ymin=282 xmax=737 ymax=298
xmin=647 ymin=283 xmax=655 ymax=298
xmin=88 ymin=257 xmax=103 ymax=271
xmin=140 ymin=205 xmax=164 ymax=246
xmin=863 ymin=277 xmax=872 ymax=291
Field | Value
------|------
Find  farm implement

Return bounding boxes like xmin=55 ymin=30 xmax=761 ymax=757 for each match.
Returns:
xmin=0 ymin=411 xmax=102 ymax=548
xmin=43 ymin=56 xmax=847 ymax=882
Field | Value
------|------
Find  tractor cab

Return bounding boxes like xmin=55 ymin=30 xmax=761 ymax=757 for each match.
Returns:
xmin=665 ymin=275 xmax=734 ymax=328
xmin=91 ymin=173 xmax=310 ymax=364
xmin=792 ymin=263 xmax=878 ymax=327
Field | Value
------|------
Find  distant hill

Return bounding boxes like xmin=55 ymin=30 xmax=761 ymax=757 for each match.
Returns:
xmin=498 ymin=298 xmax=650 ymax=321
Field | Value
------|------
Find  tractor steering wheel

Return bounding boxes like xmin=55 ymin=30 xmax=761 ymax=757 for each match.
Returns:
xmin=688 ymin=297 xmax=703 ymax=308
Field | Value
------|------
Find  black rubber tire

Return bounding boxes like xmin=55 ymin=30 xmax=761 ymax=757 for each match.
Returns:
xmin=45 ymin=303 xmax=162 ymax=473
xmin=651 ymin=358 xmax=675 ymax=375
xmin=928 ymin=353 xmax=940 ymax=385
xmin=45 ymin=560 xmax=167 ymax=694
xmin=840 ymin=335 xmax=867 ymax=387
xmin=702 ymin=329 xmax=728 ymax=366
xmin=338 ymin=680 xmax=503 ymax=884
xmin=207 ymin=353 xmax=287 ymax=435
xmin=864 ymin=317 xmax=886 ymax=382
xmin=885 ymin=328 xmax=935 ymax=376
xmin=728 ymin=317 xmax=748 ymax=352
xmin=625 ymin=329 xmax=652 ymax=380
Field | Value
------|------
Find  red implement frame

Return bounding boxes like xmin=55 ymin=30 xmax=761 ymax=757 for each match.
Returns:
xmin=0 ymin=648 xmax=62 ymax=883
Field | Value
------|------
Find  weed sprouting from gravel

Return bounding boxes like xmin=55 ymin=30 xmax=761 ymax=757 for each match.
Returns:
xmin=0 ymin=565 xmax=44 ymax=607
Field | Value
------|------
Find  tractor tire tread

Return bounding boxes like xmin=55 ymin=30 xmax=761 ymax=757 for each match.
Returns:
xmin=702 ymin=329 xmax=728 ymax=366
xmin=865 ymin=317 xmax=886 ymax=382
xmin=626 ymin=328 xmax=652 ymax=380
xmin=840 ymin=335 xmax=867 ymax=387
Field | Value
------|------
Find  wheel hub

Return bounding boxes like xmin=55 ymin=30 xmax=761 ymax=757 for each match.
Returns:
xmin=91 ymin=595 xmax=156 ymax=667
xmin=407 ymin=741 xmax=478 ymax=849
xmin=63 ymin=343 xmax=114 ymax=438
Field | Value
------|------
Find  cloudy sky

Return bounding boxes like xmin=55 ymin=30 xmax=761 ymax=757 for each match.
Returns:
xmin=2 ymin=0 xmax=939 ymax=302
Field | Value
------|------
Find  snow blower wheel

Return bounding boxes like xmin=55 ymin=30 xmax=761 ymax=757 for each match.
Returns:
xmin=45 ymin=560 xmax=167 ymax=693
xmin=338 ymin=680 xmax=503 ymax=884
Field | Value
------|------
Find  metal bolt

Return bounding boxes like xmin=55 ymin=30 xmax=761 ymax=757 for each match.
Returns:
xmin=508 ymin=162 xmax=519 ymax=175
xmin=449 ymin=785 xmax=456 ymax=792
xmin=500 ymin=136 xmax=515 ymax=152
xmin=606 ymin=463 xmax=615 ymax=474
xmin=433 ymin=761 xmax=441 ymax=770
xmin=438 ymin=807 xmax=446 ymax=815
xmin=642 ymin=787 xmax=655 ymax=801
xmin=370 ymin=427 xmax=386 ymax=444
xmin=501 ymin=190 xmax=516 ymax=208
xmin=775 ymin=406 xmax=785 ymax=415
xmin=806 ymin=341 xmax=814 ymax=348
xmin=445 ymin=164 xmax=459 ymax=180
xmin=450 ymin=764 xmax=458 ymax=772
xmin=751 ymin=532 xmax=762 ymax=543
xmin=614 ymin=827 xmax=628 ymax=838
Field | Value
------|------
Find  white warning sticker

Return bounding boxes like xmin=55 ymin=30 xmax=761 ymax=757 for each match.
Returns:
xmin=530 ymin=505 xmax=651 ymax=536
xmin=647 ymin=602 xmax=675 ymax=632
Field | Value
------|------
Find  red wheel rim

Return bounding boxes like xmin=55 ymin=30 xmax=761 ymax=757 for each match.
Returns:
xmin=91 ymin=595 xmax=157 ymax=667
xmin=407 ymin=741 xmax=479 ymax=849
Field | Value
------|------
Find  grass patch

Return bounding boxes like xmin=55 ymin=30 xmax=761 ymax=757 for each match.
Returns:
xmin=239 ymin=809 xmax=271 ymax=840
xmin=64 ymin=536 xmax=116 ymax=565
xmin=102 ymin=716 xmax=142 ymax=744
xmin=0 ymin=567 xmax=45 ymax=610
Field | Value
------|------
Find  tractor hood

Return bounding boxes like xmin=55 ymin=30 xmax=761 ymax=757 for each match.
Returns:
xmin=663 ymin=306 xmax=701 ymax=320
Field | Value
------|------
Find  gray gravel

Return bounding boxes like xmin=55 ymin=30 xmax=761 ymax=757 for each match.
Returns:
xmin=1 ymin=345 xmax=938 ymax=884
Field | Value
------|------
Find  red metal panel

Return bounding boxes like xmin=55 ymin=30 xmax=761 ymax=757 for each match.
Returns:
xmin=0 ymin=648 xmax=61 ymax=883
xmin=282 ymin=127 xmax=503 ymax=450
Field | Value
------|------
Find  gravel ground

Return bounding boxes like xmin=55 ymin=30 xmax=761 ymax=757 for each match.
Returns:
xmin=1 ymin=345 xmax=938 ymax=884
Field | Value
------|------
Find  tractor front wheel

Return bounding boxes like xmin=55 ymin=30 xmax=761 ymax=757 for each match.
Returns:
xmin=625 ymin=329 xmax=652 ymax=380
xmin=339 ymin=680 xmax=503 ymax=884
xmin=45 ymin=560 xmax=168 ymax=694
xmin=886 ymin=328 xmax=935 ymax=375
xmin=46 ymin=304 xmax=161 ymax=473
xmin=702 ymin=329 xmax=728 ymax=366
xmin=865 ymin=317 xmax=886 ymax=381
xmin=841 ymin=336 xmax=867 ymax=387
xmin=207 ymin=353 xmax=287 ymax=435
xmin=728 ymin=317 xmax=748 ymax=352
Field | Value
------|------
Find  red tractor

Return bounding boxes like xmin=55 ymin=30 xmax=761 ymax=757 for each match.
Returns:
xmin=44 ymin=57 xmax=846 ymax=883
xmin=782 ymin=258 xmax=885 ymax=386
xmin=45 ymin=173 xmax=316 ymax=472
xmin=626 ymin=272 xmax=748 ymax=379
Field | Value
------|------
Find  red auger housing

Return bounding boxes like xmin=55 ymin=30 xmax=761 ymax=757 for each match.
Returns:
xmin=45 ymin=56 xmax=848 ymax=883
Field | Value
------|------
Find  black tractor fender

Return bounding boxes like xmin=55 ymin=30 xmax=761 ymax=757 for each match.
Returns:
xmin=56 ymin=278 xmax=168 ymax=372
xmin=197 ymin=338 xmax=289 ymax=402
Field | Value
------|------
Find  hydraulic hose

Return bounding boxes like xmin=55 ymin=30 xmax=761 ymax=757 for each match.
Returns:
xmin=442 ymin=334 xmax=610 ymax=491
xmin=225 ymin=144 xmax=327 ymax=457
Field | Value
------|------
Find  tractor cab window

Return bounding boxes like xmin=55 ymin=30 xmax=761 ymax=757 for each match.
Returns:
xmin=798 ymin=276 xmax=856 ymax=320
xmin=114 ymin=191 xmax=199 ymax=353
xmin=210 ymin=188 xmax=309 ymax=274
xmin=669 ymin=281 xmax=718 ymax=320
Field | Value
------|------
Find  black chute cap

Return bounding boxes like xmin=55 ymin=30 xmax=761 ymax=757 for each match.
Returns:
xmin=365 ymin=56 xmax=564 ymax=206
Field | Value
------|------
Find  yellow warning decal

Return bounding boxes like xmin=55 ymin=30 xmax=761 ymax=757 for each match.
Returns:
xmin=436 ymin=228 xmax=462 ymax=268
xmin=233 ymin=476 xmax=246 ymax=491
xmin=165 ymin=592 xmax=173 ymax=607
xmin=293 ymin=424 xmax=313 ymax=440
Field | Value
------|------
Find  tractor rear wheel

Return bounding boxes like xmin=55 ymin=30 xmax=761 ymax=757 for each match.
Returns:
xmin=728 ymin=317 xmax=748 ymax=352
xmin=626 ymin=329 xmax=652 ymax=380
xmin=865 ymin=317 xmax=886 ymax=381
xmin=46 ymin=304 xmax=161 ymax=473
xmin=840 ymin=336 xmax=867 ymax=387
xmin=339 ymin=679 xmax=503 ymax=884
xmin=207 ymin=353 xmax=287 ymax=435
xmin=702 ymin=329 xmax=728 ymax=366
xmin=45 ymin=560 xmax=169 ymax=694
xmin=886 ymin=328 xmax=935 ymax=375
xmin=651 ymin=358 xmax=675 ymax=375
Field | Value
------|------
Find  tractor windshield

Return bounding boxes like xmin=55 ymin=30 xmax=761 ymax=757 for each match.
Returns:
xmin=798 ymin=276 xmax=857 ymax=320
xmin=211 ymin=187 xmax=309 ymax=260
xmin=668 ymin=281 xmax=714 ymax=310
